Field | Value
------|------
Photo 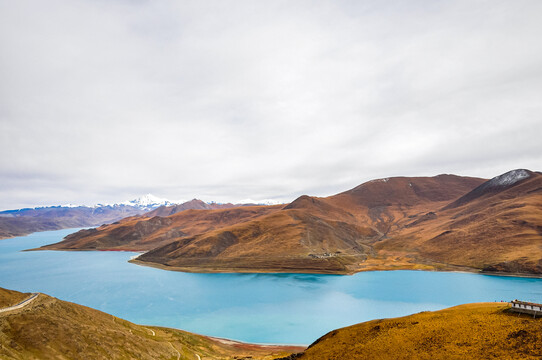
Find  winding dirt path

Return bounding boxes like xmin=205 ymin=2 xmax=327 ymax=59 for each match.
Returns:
xmin=168 ymin=342 xmax=181 ymax=360
xmin=0 ymin=293 xmax=39 ymax=314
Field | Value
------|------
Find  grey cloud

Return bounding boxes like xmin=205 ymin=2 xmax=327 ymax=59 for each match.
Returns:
xmin=1 ymin=0 xmax=541 ymax=210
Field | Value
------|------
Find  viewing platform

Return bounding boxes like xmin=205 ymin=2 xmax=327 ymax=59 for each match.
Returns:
xmin=510 ymin=300 xmax=542 ymax=318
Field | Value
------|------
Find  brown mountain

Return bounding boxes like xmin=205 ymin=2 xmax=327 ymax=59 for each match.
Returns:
xmin=0 ymin=205 xmax=148 ymax=240
xmin=0 ymin=198 xmax=257 ymax=241
xmin=378 ymin=169 xmax=542 ymax=274
xmin=39 ymin=205 xmax=282 ymax=252
xmin=280 ymin=302 xmax=542 ymax=360
xmin=146 ymin=199 xmax=256 ymax=217
xmin=132 ymin=174 xmax=488 ymax=273
xmin=37 ymin=170 xmax=542 ymax=275
xmin=0 ymin=287 xmax=302 ymax=360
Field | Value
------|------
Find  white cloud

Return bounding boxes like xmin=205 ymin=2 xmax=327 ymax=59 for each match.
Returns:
xmin=1 ymin=0 xmax=542 ymax=209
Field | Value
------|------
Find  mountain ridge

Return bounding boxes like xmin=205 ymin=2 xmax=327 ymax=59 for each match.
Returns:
xmin=29 ymin=169 xmax=542 ymax=275
xmin=0 ymin=196 xmax=264 ymax=240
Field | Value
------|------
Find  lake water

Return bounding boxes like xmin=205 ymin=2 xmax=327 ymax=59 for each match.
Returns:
xmin=1 ymin=228 xmax=541 ymax=345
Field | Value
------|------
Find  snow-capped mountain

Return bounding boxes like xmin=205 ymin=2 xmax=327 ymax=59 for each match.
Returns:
xmin=119 ymin=194 xmax=181 ymax=209
xmin=0 ymin=194 xmax=184 ymax=239
xmin=486 ymin=169 xmax=531 ymax=188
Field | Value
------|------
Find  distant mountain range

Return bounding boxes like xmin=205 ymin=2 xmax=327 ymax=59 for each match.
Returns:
xmin=36 ymin=169 xmax=542 ymax=276
xmin=0 ymin=195 xmax=264 ymax=239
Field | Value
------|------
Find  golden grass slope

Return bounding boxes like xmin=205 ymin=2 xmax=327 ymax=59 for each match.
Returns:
xmin=0 ymin=288 xmax=302 ymax=360
xmin=288 ymin=303 xmax=542 ymax=360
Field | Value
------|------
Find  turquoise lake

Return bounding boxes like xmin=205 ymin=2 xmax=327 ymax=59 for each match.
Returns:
xmin=1 ymin=228 xmax=541 ymax=345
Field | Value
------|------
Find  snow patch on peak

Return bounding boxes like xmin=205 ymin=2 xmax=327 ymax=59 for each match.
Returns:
xmin=370 ymin=178 xmax=390 ymax=183
xmin=487 ymin=169 xmax=530 ymax=187
xmin=60 ymin=203 xmax=82 ymax=208
xmin=120 ymin=194 xmax=181 ymax=209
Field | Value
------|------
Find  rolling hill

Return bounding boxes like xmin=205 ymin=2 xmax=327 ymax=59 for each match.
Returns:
xmin=0 ymin=197 xmax=252 ymax=241
xmin=0 ymin=287 xmax=302 ymax=360
xmin=36 ymin=170 xmax=542 ymax=275
xmin=0 ymin=205 xmax=147 ymax=240
xmin=3 ymin=288 xmax=540 ymax=359
xmin=280 ymin=302 xmax=542 ymax=360
xmin=0 ymin=194 xmax=174 ymax=240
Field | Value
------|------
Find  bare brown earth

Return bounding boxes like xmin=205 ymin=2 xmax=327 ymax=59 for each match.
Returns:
xmin=0 ymin=199 xmax=252 ymax=240
xmin=0 ymin=205 xmax=147 ymax=240
xmin=0 ymin=287 xmax=303 ymax=360
xmin=40 ymin=205 xmax=282 ymax=252
xmin=375 ymin=170 xmax=542 ymax=275
xmin=282 ymin=302 xmax=542 ymax=360
xmin=37 ymin=170 xmax=542 ymax=275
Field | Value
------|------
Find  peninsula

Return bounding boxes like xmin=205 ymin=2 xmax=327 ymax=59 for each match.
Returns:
xmin=37 ymin=169 xmax=542 ymax=276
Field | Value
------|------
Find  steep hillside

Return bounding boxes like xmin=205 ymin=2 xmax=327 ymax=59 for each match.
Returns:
xmin=133 ymin=174 xmax=488 ymax=273
xmin=36 ymin=170 xmax=542 ymax=275
xmin=0 ymin=288 xmax=301 ymax=360
xmin=283 ymin=303 xmax=542 ymax=360
xmin=133 ymin=207 xmax=378 ymax=273
xmin=377 ymin=169 xmax=542 ymax=274
xmin=38 ymin=205 xmax=282 ymax=251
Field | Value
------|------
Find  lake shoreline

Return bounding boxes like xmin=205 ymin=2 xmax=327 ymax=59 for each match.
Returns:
xmin=128 ymin=257 xmax=542 ymax=279
xmin=3 ymin=228 xmax=541 ymax=345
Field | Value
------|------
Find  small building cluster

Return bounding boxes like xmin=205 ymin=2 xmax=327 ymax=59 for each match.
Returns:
xmin=510 ymin=300 xmax=542 ymax=317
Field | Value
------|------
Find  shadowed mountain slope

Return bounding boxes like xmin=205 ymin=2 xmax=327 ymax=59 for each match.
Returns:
xmin=132 ymin=174 xmax=489 ymax=273
xmin=0 ymin=288 xmax=302 ymax=360
xmin=377 ymin=169 xmax=542 ymax=274
xmin=39 ymin=205 xmax=281 ymax=252
xmin=37 ymin=170 xmax=542 ymax=275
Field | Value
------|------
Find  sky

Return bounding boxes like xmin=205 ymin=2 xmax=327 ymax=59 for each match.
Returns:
xmin=1 ymin=0 xmax=542 ymax=210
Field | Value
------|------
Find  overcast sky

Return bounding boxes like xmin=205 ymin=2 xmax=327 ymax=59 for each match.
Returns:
xmin=1 ymin=0 xmax=541 ymax=210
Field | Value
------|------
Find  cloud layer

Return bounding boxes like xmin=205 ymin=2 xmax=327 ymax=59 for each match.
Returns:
xmin=1 ymin=0 xmax=542 ymax=209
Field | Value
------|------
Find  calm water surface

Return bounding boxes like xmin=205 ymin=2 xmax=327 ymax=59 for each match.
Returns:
xmin=1 ymin=228 xmax=541 ymax=344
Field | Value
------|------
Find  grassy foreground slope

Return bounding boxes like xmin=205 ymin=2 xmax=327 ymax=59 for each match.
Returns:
xmin=287 ymin=303 xmax=542 ymax=360
xmin=2 ymin=289 xmax=541 ymax=360
xmin=0 ymin=288 xmax=302 ymax=360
